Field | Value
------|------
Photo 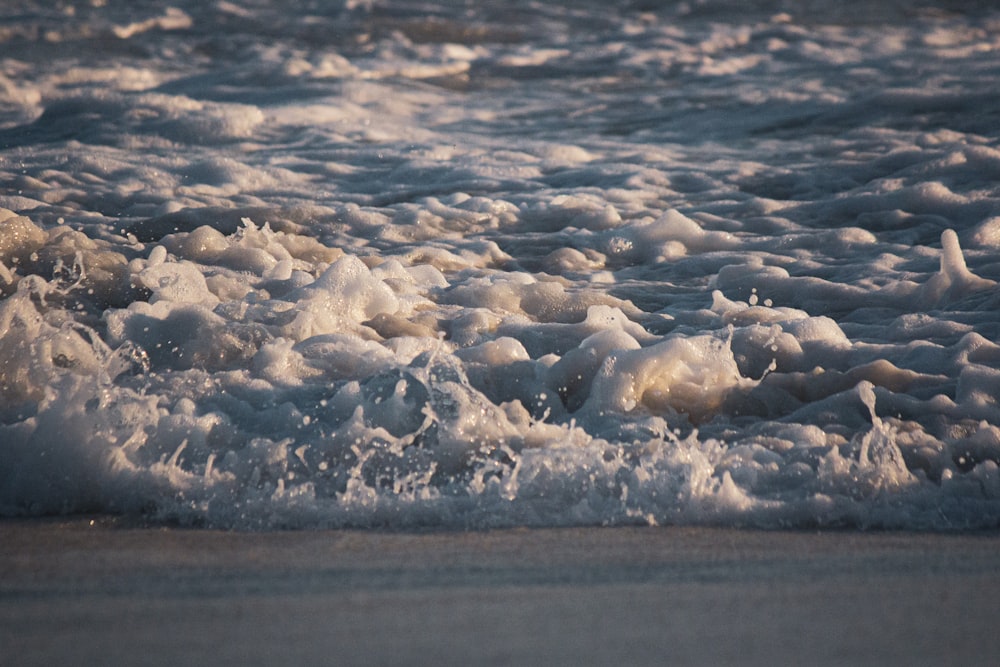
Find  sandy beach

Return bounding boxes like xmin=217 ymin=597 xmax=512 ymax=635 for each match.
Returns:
xmin=2 ymin=519 xmax=998 ymax=666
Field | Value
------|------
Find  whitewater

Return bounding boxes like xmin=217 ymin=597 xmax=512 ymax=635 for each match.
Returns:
xmin=1 ymin=0 xmax=999 ymax=530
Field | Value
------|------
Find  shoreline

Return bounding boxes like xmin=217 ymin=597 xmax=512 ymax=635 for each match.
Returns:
xmin=3 ymin=519 xmax=999 ymax=666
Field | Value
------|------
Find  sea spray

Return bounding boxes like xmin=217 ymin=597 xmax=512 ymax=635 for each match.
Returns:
xmin=2 ymin=1 xmax=1000 ymax=529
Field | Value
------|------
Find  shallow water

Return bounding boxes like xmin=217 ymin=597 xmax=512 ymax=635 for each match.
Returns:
xmin=5 ymin=521 xmax=998 ymax=666
xmin=2 ymin=0 xmax=1000 ymax=529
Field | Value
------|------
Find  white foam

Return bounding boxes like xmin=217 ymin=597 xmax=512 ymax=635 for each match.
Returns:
xmin=2 ymin=0 xmax=1000 ymax=530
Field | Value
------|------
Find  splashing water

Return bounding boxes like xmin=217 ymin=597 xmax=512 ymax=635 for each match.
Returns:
xmin=2 ymin=0 xmax=1000 ymax=529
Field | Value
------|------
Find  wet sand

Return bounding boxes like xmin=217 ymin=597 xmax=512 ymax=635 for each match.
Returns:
xmin=2 ymin=519 xmax=998 ymax=666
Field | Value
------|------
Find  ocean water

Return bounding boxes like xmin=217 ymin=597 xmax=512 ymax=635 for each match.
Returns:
xmin=1 ymin=0 xmax=999 ymax=529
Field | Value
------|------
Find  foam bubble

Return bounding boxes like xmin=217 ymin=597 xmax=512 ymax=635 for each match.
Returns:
xmin=2 ymin=0 xmax=1000 ymax=530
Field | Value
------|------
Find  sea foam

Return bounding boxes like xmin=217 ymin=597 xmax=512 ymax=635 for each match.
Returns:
xmin=1 ymin=0 xmax=999 ymax=529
